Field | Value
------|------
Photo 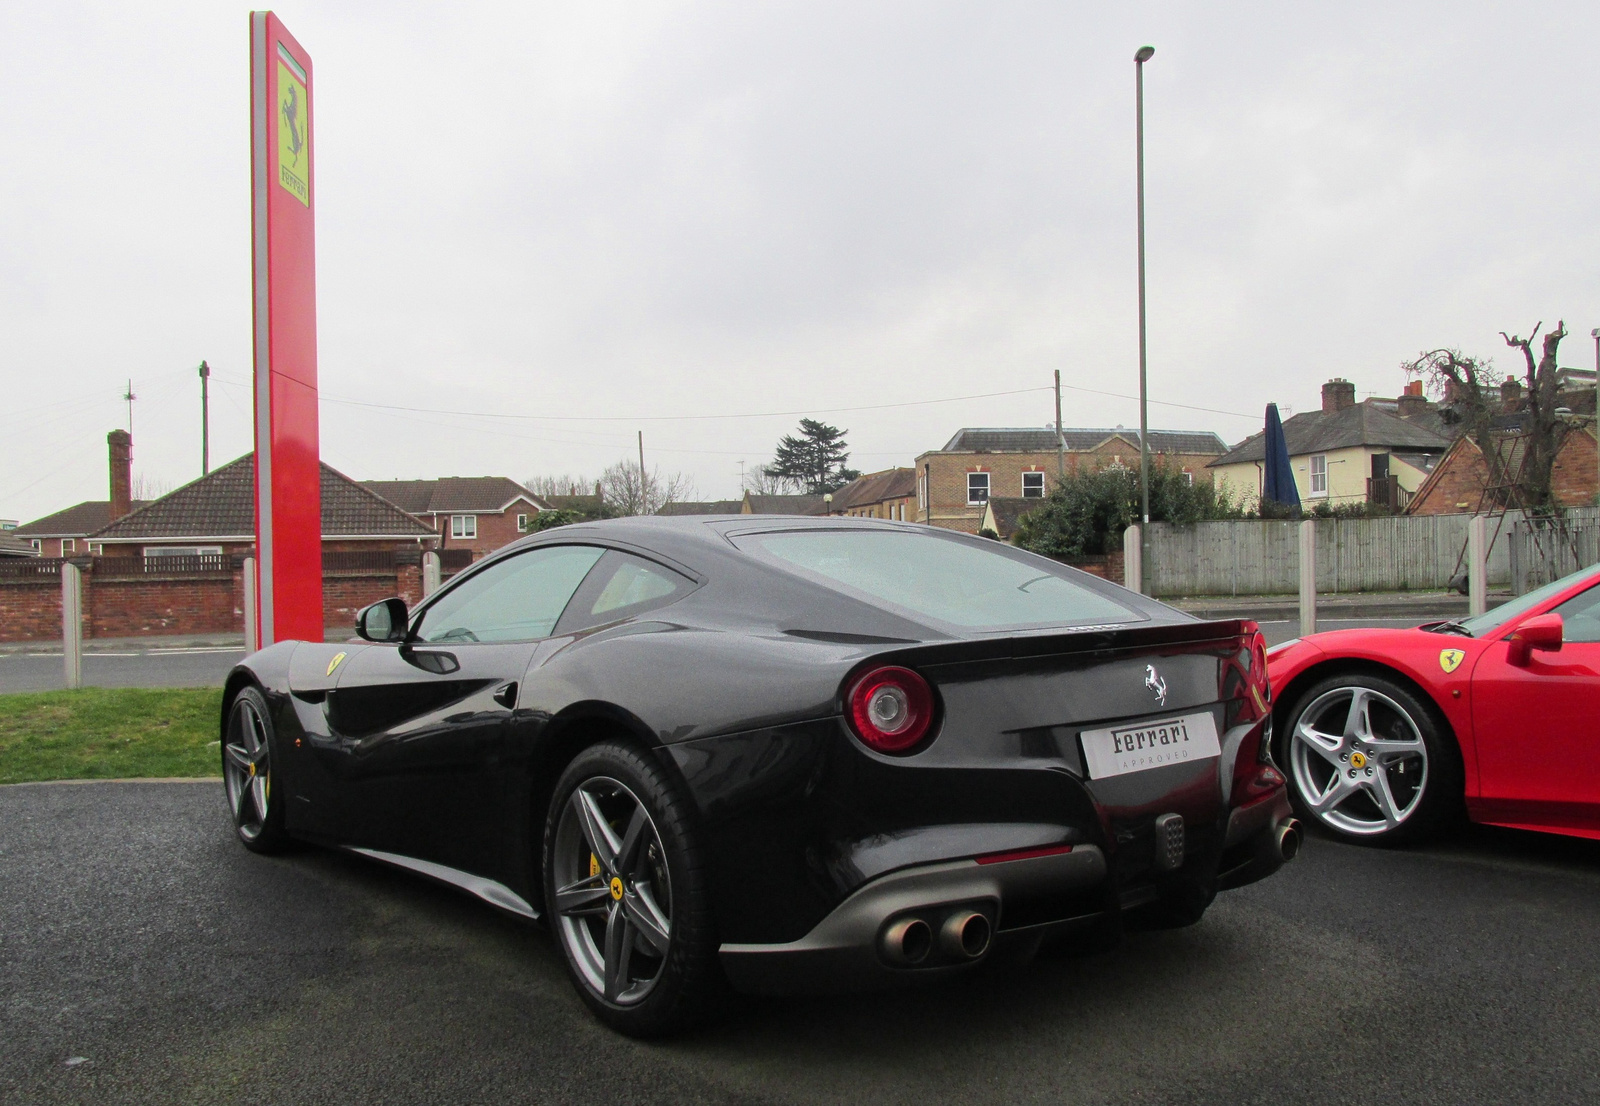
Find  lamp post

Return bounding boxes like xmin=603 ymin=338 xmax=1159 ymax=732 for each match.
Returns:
xmin=1592 ymin=327 xmax=1599 ymax=506
xmin=1134 ymin=45 xmax=1154 ymax=590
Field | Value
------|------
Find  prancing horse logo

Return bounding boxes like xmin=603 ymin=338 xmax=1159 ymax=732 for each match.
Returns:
xmin=1144 ymin=664 xmax=1168 ymax=707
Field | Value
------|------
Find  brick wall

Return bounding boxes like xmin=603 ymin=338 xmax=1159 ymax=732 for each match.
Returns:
xmin=0 ymin=578 xmax=65 ymax=641
xmin=1551 ymin=430 xmax=1598 ymax=507
xmin=1063 ymin=551 xmax=1126 ymax=586
xmin=0 ymin=553 xmax=428 ymax=643
xmin=1413 ymin=431 xmax=1597 ymax=516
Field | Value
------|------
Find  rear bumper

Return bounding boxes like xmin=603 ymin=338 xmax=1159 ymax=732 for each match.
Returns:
xmin=719 ymin=845 xmax=1107 ymax=995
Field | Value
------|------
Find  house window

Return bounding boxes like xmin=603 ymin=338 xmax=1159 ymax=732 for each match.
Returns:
xmin=1021 ymin=472 xmax=1045 ymax=498
xmin=918 ymin=473 xmax=928 ymax=510
xmin=62 ymin=539 xmax=76 ymax=553
xmin=30 ymin=538 xmax=41 ymax=551
xmin=1309 ymin=455 xmax=1328 ymax=496
xmin=451 ymin=515 xmax=478 ymax=539
xmin=516 ymin=513 xmax=530 ymax=533
xmin=966 ymin=472 xmax=990 ymax=505
xmin=1182 ymin=470 xmax=1194 ymax=486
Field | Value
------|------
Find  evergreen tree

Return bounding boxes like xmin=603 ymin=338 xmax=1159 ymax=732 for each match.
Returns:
xmin=767 ymin=419 xmax=860 ymax=494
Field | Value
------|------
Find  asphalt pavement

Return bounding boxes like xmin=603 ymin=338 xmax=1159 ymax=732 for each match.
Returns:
xmin=3 ymin=781 xmax=1596 ymax=1105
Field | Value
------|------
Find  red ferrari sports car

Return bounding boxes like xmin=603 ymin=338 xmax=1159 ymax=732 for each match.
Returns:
xmin=1267 ymin=562 xmax=1600 ymax=845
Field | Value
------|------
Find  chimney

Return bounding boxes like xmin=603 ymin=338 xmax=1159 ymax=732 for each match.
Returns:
xmin=1397 ymin=380 xmax=1428 ymax=418
xmin=108 ymin=430 xmax=132 ymax=522
xmin=1500 ymin=376 xmax=1524 ymax=412
xmin=1321 ymin=378 xmax=1357 ymax=414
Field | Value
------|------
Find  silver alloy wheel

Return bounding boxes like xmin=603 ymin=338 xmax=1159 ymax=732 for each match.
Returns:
xmin=552 ymin=777 xmax=673 ymax=1006
xmin=1290 ymin=684 xmax=1429 ymax=836
xmin=223 ymin=696 xmax=272 ymax=840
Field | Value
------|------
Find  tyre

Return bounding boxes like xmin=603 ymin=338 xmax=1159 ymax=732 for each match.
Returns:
xmin=543 ymin=741 xmax=723 ymax=1038
xmin=222 ymin=686 xmax=293 ymax=854
xmin=1275 ymin=672 xmax=1462 ymax=846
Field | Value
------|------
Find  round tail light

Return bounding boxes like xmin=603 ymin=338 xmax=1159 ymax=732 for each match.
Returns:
xmin=847 ymin=666 xmax=934 ymax=754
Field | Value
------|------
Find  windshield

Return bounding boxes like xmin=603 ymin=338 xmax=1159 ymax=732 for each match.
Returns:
xmin=1455 ymin=563 xmax=1600 ymax=637
xmin=736 ymin=528 xmax=1146 ymax=631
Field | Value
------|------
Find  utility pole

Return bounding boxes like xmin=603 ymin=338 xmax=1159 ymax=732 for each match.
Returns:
xmin=638 ymin=430 xmax=648 ymax=514
xmin=123 ymin=378 xmax=137 ymax=436
xmin=199 ymin=361 xmax=212 ymax=474
xmin=1592 ymin=328 xmax=1599 ymax=507
xmin=1054 ymin=369 xmax=1065 ymax=480
xmin=1134 ymin=45 xmax=1155 ymax=592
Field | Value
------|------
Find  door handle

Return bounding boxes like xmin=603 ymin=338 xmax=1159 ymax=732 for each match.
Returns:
xmin=493 ymin=682 xmax=518 ymax=709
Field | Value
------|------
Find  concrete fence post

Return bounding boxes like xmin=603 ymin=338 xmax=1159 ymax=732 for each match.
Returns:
xmin=1123 ymin=525 xmax=1142 ymax=594
xmin=61 ymin=561 xmax=83 ymax=689
xmin=1298 ymin=519 xmax=1317 ymax=636
xmin=1468 ymin=515 xmax=1488 ymax=617
xmin=243 ymin=557 xmax=257 ymax=652
xmin=422 ymin=551 xmax=441 ymax=598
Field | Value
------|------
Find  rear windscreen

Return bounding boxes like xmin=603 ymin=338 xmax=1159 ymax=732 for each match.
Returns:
xmin=736 ymin=529 xmax=1145 ymax=630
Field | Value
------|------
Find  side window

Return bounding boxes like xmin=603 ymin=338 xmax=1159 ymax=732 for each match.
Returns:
xmin=556 ymin=551 xmax=695 ymax=634
xmin=1552 ymin=585 xmax=1600 ymax=645
xmin=414 ymin=545 xmax=604 ymax=643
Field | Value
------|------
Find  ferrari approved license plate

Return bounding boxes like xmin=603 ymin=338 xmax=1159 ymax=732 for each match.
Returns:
xmin=1079 ymin=711 xmax=1221 ymax=780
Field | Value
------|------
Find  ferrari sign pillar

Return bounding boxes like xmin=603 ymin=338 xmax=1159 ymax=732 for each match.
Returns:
xmin=249 ymin=13 xmax=323 ymax=648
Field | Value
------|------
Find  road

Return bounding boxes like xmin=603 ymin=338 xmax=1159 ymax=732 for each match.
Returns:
xmin=0 ymin=617 xmax=1424 ymax=693
xmin=3 ymin=781 xmax=1596 ymax=1105
xmin=0 ymin=646 xmax=245 ymax=693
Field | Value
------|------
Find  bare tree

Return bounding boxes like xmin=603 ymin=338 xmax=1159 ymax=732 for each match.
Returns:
xmin=600 ymin=459 xmax=696 ymax=516
xmin=130 ymin=473 xmax=173 ymax=501
xmin=524 ymin=474 xmax=599 ymax=499
xmin=1404 ymin=319 xmax=1572 ymax=512
xmin=742 ymin=461 xmax=803 ymax=495
xmin=1500 ymin=321 xmax=1570 ymax=514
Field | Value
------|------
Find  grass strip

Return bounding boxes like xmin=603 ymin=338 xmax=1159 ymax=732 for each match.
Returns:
xmin=0 ymin=687 xmax=224 ymax=784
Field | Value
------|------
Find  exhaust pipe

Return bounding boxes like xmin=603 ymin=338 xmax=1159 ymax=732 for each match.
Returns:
xmin=939 ymin=910 xmax=992 ymax=960
xmin=880 ymin=917 xmax=933 ymax=966
xmin=1275 ymin=818 xmax=1303 ymax=863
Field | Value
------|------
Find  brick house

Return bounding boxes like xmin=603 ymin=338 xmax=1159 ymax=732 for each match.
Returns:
xmin=15 ymin=430 xmax=146 ymax=556
xmin=360 ymin=477 xmax=551 ymax=559
xmin=1406 ymin=426 xmax=1598 ymax=515
xmin=915 ymin=427 xmax=1228 ymax=534
xmin=1209 ymin=379 xmax=1454 ymax=512
xmin=826 ymin=468 xmax=917 ymax=520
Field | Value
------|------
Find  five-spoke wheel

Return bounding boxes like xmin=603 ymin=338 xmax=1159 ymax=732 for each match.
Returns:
xmin=543 ymin=741 xmax=721 ymax=1037
xmin=1278 ymin=673 xmax=1460 ymax=845
xmin=222 ymin=686 xmax=290 ymax=853
xmin=551 ymin=778 xmax=674 ymax=1005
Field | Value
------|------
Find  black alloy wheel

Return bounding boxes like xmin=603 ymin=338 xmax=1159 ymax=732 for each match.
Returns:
xmin=222 ymin=686 xmax=292 ymax=853
xmin=1276 ymin=672 xmax=1462 ymax=846
xmin=543 ymin=741 xmax=722 ymax=1037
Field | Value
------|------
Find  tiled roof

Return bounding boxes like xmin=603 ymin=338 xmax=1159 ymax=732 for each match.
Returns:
xmin=983 ymin=496 xmax=1043 ymax=540
xmin=656 ymin=500 xmax=742 ymax=516
xmin=92 ymin=454 xmax=434 ymax=541
xmin=15 ymin=500 xmax=149 ymax=537
xmin=937 ymin=427 xmax=1229 ymax=455
xmin=359 ymin=476 xmax=547 ymax=514
xmin=744 ymin=494 xmax=827 ymax=516
xmin=0 ymin=531 xmax=39 ymax=558
xmin=1210 ymin=403 xmax=1454 ymax=467
xmin=830 ymin=468 xmax=916 ymax=512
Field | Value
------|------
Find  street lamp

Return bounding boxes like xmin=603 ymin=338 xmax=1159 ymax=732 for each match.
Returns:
xmin=1135 ymin=44 xmax=1154 ymax=590
xmin=1591 ymin=327 xmax=1599 ymax=506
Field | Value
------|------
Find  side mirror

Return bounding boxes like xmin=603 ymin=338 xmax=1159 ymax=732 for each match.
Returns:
xmin=1507 ymin=612 xmax=1563 ymax=667
xmin=356 ymin=597 xmax=410 ymax=643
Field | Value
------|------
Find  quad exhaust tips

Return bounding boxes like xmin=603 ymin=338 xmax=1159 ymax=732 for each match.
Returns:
xmin=939 ymin=910 xmax=992 ymax=960
xmin=1276 ymin=818 xmax=1303 ymax=863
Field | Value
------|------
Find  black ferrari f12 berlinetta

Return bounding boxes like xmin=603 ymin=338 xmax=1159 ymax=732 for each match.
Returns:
xmin=220 ymin=516 xmax=1298 ymax=1036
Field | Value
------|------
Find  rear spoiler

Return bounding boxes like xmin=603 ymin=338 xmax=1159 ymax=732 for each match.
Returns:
xmin=866 ymin=618 xmax=1257 ymax=671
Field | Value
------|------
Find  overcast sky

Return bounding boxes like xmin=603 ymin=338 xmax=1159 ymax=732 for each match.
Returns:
xmin=3 ymin=1 xmax=1597 ymax=521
